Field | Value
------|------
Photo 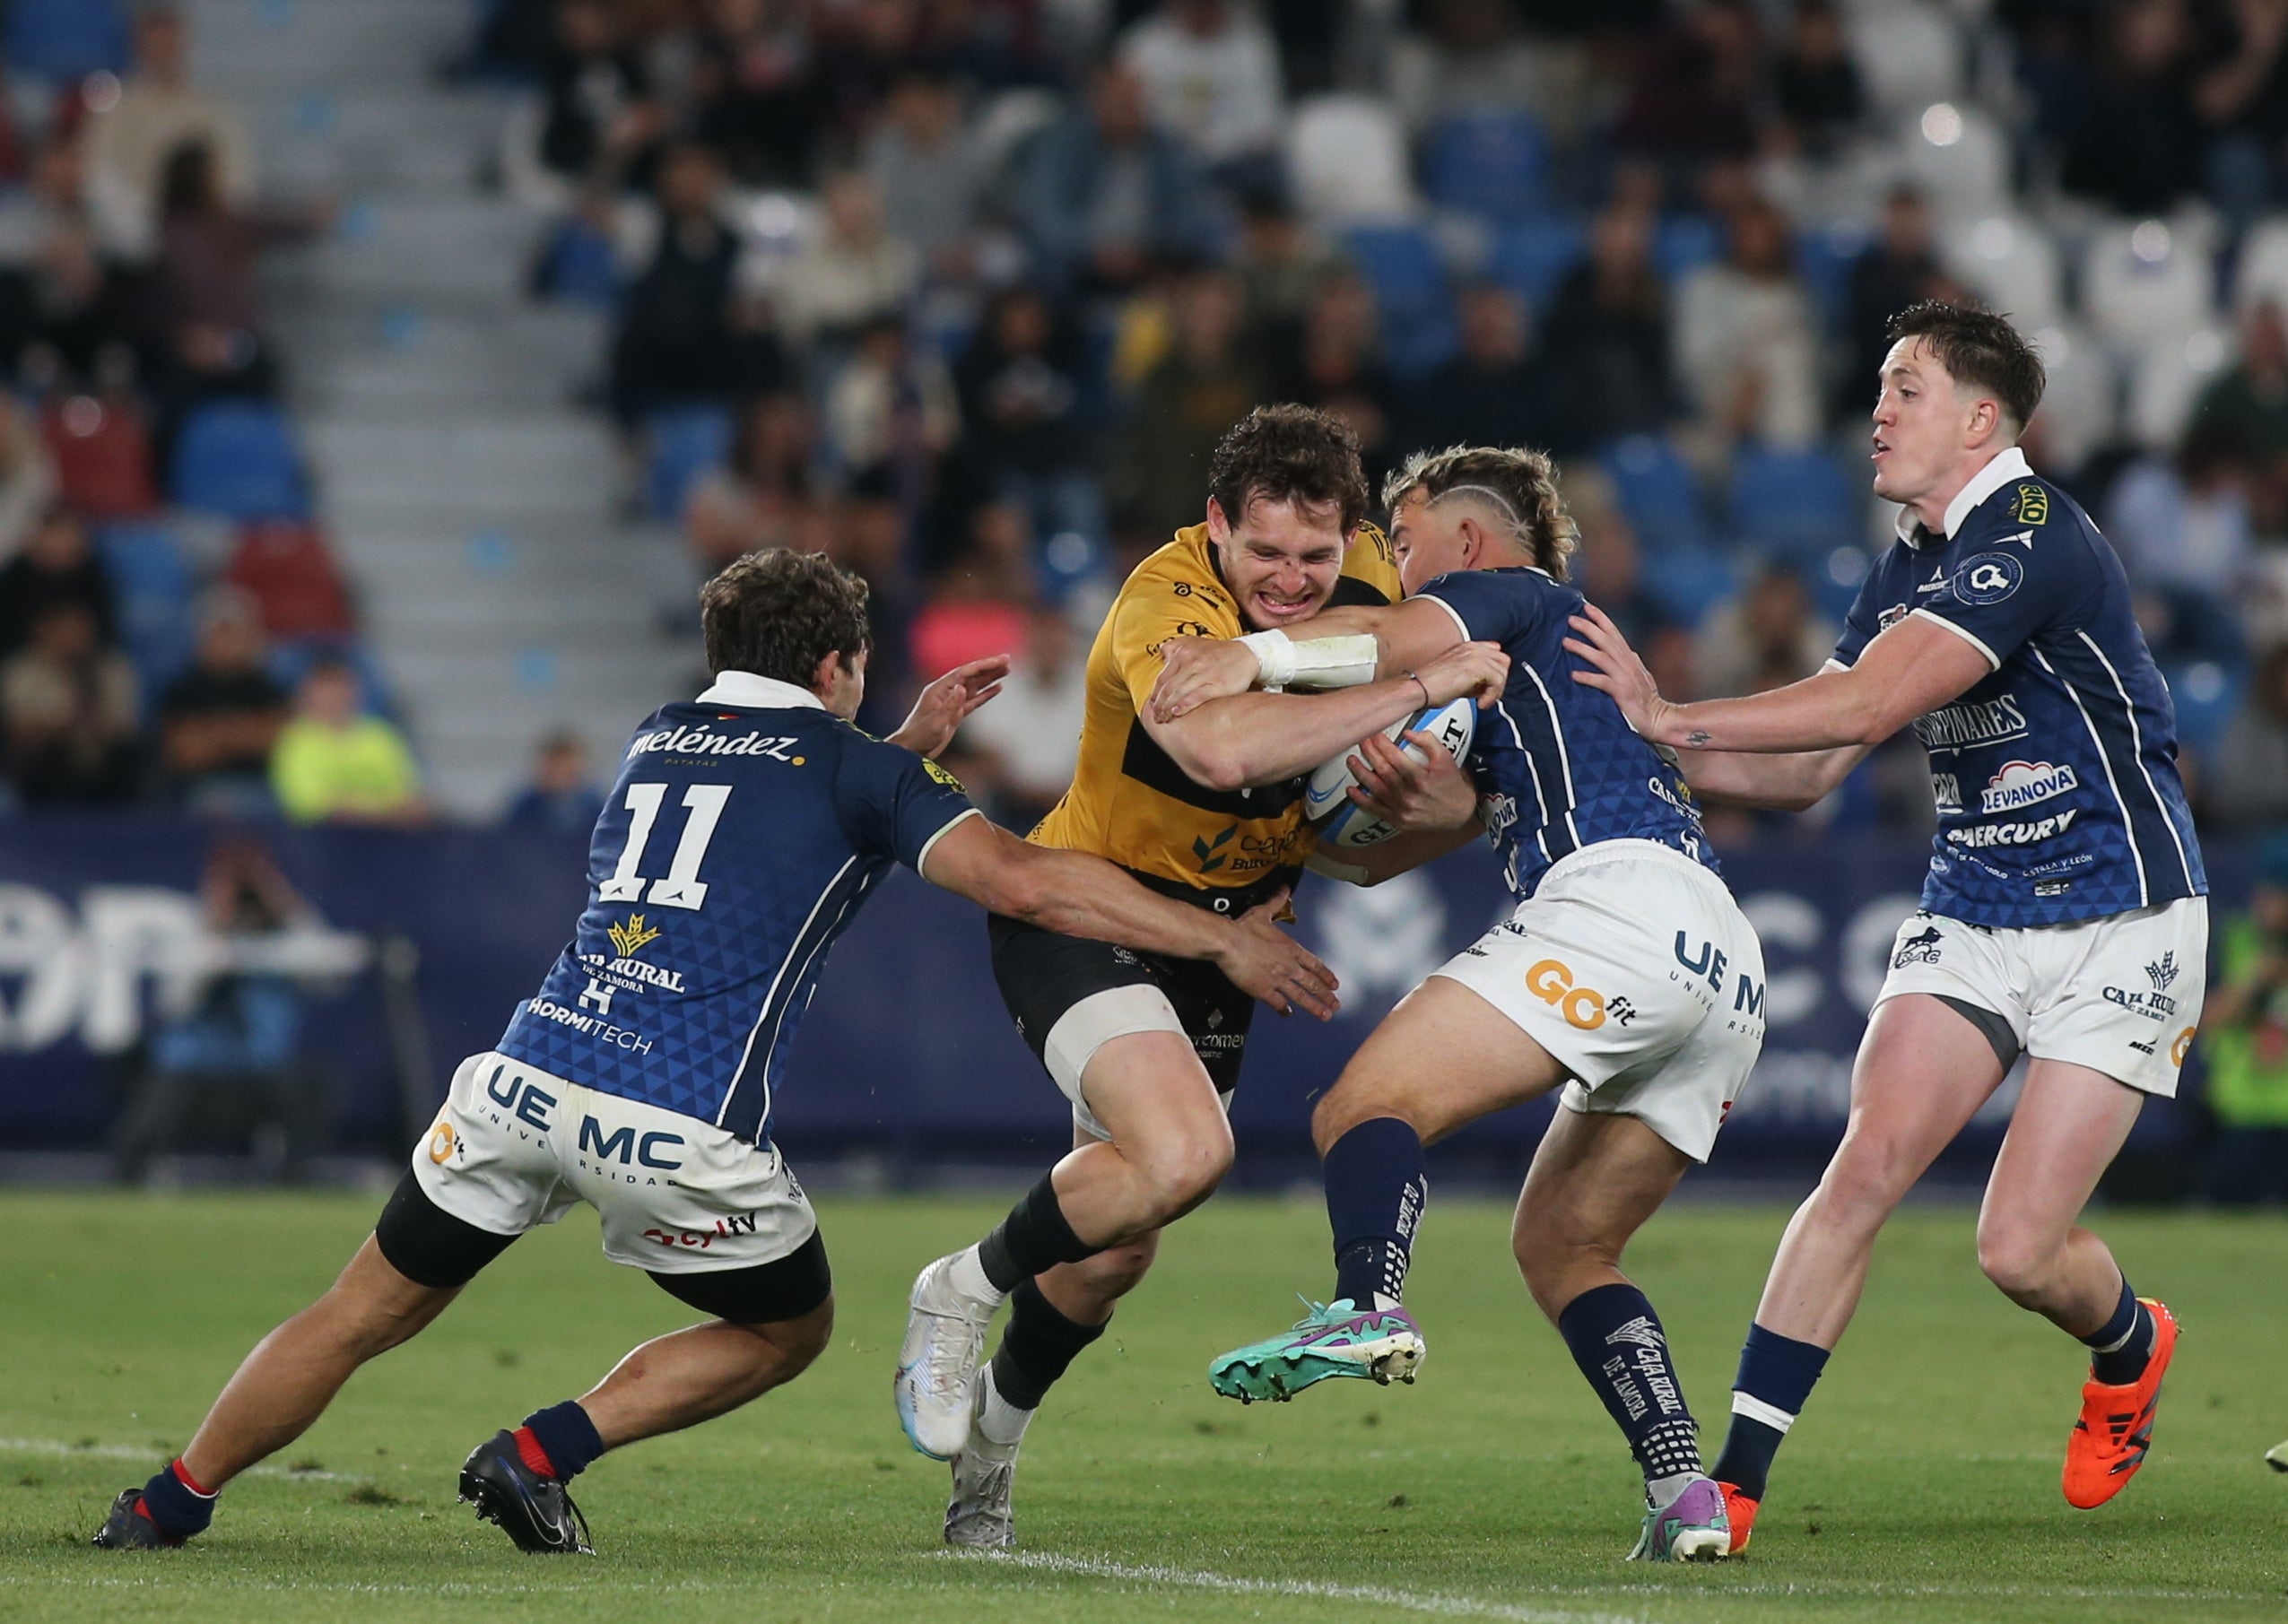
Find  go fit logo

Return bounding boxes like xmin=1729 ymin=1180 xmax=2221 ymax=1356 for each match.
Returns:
xmin=1525 ymin=959 xmax=1611 ymax=1030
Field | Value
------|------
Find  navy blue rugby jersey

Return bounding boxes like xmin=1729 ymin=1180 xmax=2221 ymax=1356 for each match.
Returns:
xmin=1415 ymin=567 xmax=1717 ymax=899
xmin=1833 ymin=447 xmax=2205 ymax=927
xmin=495 ymin=671 xmax=978 ymax=1142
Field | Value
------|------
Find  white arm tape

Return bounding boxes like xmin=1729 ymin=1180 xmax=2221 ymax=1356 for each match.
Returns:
xmin=1304 ymin=850 xmax=1371 ymax=885
xmin=1237 ymin=630 xmax=1380 ymax=691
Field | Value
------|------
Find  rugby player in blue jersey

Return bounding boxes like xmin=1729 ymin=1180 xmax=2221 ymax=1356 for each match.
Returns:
xmin=90 ymin=548 xmax=1339 ymax=1555
xmin=1565 ymin=302 xmax=2207 ymax=1549
xmin=1152 ymin=444 xmax=1770 ymax=1561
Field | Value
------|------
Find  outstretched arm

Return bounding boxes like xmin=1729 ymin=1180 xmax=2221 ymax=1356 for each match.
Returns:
xmin=1148 ymin=597 xmax=1469 ymax=723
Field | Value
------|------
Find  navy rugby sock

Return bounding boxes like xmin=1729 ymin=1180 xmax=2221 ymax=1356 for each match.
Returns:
xmin=1710 ymin=1323 xmax=1831 ymax=1501
xmin=1324 ymin=1117 xmax=1427 ymax=1309
xmin=977 ymin=1173 xmax=1099 ymax=1294
xmin=518 ymin=1400 xmax=605 ymax=1481
xmin=1557 ymin=1283 xmax=1703 ymax=1498
xmin=988 ymin=1279 xmax=1109 ymax=1411
xmin=2083 ymin=1275 xmax=2153 ymax=1386
xmin=138 ymin=1458 xmax=216 ymax=1536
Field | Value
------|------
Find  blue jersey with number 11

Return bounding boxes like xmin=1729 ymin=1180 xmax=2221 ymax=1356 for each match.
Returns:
xmin=494 ymin=672 xmax=977 ymax=1143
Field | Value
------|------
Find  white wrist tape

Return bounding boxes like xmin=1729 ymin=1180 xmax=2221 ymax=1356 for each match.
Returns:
xmin=1237 ymin=630 xmax=1380 ymax=690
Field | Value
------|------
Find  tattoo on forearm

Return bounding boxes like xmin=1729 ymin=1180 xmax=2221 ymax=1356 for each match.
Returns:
xmin=1683 ymin=729 xmax=1711 ymax=749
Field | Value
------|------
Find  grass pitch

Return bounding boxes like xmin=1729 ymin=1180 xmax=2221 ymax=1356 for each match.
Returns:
xmin=2 ymin=1189 xmax=2284 ymax=1624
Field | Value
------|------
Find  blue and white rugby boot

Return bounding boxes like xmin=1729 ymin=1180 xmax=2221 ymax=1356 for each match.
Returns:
xmin=1627 ymin=1474 xmax=1732 ymax=1563
xmin=896 ymin=1252 xmax=997 ymax=1460
xmin=1208 ymin=1298 xmax=1425 ymax=1403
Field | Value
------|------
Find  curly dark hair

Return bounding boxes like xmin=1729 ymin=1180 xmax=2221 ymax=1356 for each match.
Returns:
xmin=1382 ymin=444 xmax=1579 ymax=580
xmin=700 ymin=548 xmax=871 ymax=685
xmin=1206 ymin=403 xmax=1370 ymax=537
xmin=1885 ymin=300 xmax=2046 ymax=433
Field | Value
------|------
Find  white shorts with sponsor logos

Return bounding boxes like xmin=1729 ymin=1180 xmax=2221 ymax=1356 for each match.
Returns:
xmin=1430 ymin=840 xmax=1766 ymax=1163
xmin=1875 ymin=897 xmax=2207 ymax=1097
xmin=412 ymin=1051 xmax=816 ymax=1273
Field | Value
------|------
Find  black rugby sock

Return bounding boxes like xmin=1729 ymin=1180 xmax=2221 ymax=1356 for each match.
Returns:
xmin=977 ymin=1172 xmax=1099 ymax=1293
xmin=988 ymin=1279 xmax=1109 ymax=1410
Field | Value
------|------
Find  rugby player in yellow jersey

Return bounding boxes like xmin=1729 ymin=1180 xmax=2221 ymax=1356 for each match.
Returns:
xmin=892 ymin=404 xmax=1508 ymax=1545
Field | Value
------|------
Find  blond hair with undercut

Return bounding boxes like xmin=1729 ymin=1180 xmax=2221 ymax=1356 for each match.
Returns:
xmin=1381 ymin=445 xmax=1579 ymax=581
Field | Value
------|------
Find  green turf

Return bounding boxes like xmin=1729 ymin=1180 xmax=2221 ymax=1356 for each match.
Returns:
xmin=2 ymin=1190 xmax=2284 ymax=1624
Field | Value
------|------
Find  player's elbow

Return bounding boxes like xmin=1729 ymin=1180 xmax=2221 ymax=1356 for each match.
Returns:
xmin=1176 ymin=737 xmax=1251 ymax=794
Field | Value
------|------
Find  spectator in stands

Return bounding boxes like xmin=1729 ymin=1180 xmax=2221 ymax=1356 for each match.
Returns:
xmin=84 ymin=2 xmax=257 ymax=260
xmin=1675 ymin=195 xmax=1822 ymax=452
xmin=822 ymin=315 xmax=960 ymax=493
xmin=1406 ymin=281 xmax=1557 ymax=456
xmin=0 ymin=506 xmax=113 ymax=660
xmin=2045 ymin=0 xmax=2207 ymax=216
xmin=1389 ymin=0 xmax=1582 ymax=138
xmin=1845 ymin=187 xmax=1945 ymax=418
xmin=269 ymin=660 xmax=427 ymax=827
xmin=1118 ymin=0 xmax=1285 ymax=186
xmin=691 ymin=0 xmax=824 ymax=187
xmin=2194 ymin=299 xmax=2288 ymax=463
xmin=0 ymin=398 xmax=57 ymax=564
xmin=1 ymin=601 xmax=140 ymax=804
xmin=957 ymin=599 xmax=1088 ymax=829
xmin=158 ymin=591 xmax=288 ymax=814
xmin=2110 ymin=419 xmax=2257 ymax=602
xmin=144 ymin=141 xmax=325 ymax=414
xmin=772 ymin=170 xmax=921 ymax=349
xmin=952 ymin=285 xmax=1101 ymax=551
xmin=1612 ymin=0 xmax=1762 ymax=174
xmin=1768 ymin=0 xmax=1864 ymax=158
xmin=2207 ymin=643 xmax=2288 ymax=829
xmin=1231 ymin=187 xmax=1342 ymax=349
xmin=0 ymin=135 xmax=131 ymax=380
xmin=2197 ymin=837 xmax=2288 ymax=1204
xmin=909 ymin=500 xmax=1035 ymax=685
xmin=1015 ymin=63 xmax=1212 ymax=295
xmin=683 ymin=390 xmax=820 ymax=569
xmin=2193 ymin=0 xmax=2288 ymax=221
xmin=1692 ymin=562 xmax=1840 ymax=700
xmin=863 ymin=68 xmax=989 ymax=284
xmin=608 ymin=143 xmax=783 ymax=427
xmin=1536 ymin=202 xmax=1675 ymax=451
xmin=534 ymin=0 xmax=662 ymax=194
xmin=1109 ymin=265 xmax=1262 ymax=539
xmin=1271 ymin=271 xmax=1403 ymax=491
xmin=503 ymin=729 xmax=606 ymax=832
xmin=1567 ymin=469 xmax=1691 ymax=696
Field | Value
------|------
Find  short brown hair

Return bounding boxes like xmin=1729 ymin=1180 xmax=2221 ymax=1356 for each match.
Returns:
xmin=700 ymin=548 xmax=871 ymax=685
xmin=1207 ymin=403 xmax=1370 ymax=537
xmin=1886 ymin=300 xmax=2046 ymax=433
xmin=1382 ymin=444 xmax=1579 ymax=580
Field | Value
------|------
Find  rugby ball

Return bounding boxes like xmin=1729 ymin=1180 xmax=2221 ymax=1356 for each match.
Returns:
xmin=1304 ymin=697 xmax=1477 ymax=848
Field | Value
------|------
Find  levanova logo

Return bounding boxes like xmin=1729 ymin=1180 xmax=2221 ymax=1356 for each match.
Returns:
xmin=1980 ymin=760 xmax=2078 ymax=814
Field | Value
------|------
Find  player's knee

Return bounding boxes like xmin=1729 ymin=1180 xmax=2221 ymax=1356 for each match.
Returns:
xmin=752 ymin=1296 xmax=835 ymax=1374
xmin=1135 ymin=1119 xmax=1233 ymax=1215
xmin=1974 ymin=1221 xmax=2059 ymax=1306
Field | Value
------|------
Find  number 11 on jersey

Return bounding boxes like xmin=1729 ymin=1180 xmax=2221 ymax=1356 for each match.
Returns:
xmin=599 ymin=782 xmax=732 ymax=910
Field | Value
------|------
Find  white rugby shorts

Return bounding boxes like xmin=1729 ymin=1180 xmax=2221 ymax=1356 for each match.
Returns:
xmin=413 ymin=1051 xmax=817 ymax=1273
xmin=1431 ymin=839 xmax=1767 ymax=1162
xmin=1875 ymin=896 xmax=2207 ymax=1097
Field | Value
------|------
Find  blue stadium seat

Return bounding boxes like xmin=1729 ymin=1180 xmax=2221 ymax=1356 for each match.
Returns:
xmin=96 ymin=521 xmax=196 ymax=698
xmin=1640 ymin=546 xmax=1737 ymax=630
xmin=1795 ymin=225 xmax=1869 ymax=339
xmin=170 ymin=402 xmax=309 ymax=519
xmin=1598 ymin=433 xmax=1713 ymax=554
xmin=1655 ymin=213 xmax=1725 ymax=284
xmin=6 ymin=0 xmax=129 ymax=82
xmin=1342 ymin=224 xmax=1457 ymax=382
xmin=1727 ymin=447 xmax=1859 ymax=563
xmin=1484 ymin=214 xmax=1588 ymax=309
xmin=1421 ymin=110 xmax=1550 ymax=221
xmin=646 ymin=405 xmax=735 ymax=521
xmin=2164 ymin=661 xmax=2242 ymax=754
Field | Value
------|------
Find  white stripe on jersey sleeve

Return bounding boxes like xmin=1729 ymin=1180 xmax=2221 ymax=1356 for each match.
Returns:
xmin=916 ymin=806 xmax=985 ymax=879
xmin=1416 ymin=592 xmax=1474 ymax=645
xmin=1908 ymin=607 xmax=2001 ymax=672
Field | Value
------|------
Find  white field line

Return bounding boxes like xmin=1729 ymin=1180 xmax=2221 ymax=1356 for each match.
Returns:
xmin=961 ymin=1550 xmax=1661 ymax=1624
xmin=0 ymin=1437 xmax=369 ymax=1484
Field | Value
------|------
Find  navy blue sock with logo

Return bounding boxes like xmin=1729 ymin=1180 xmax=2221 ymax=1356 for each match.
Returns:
xmin=1710 ymin=1323 xmax=1831 ymax=1501
xmin=1555 ymin=1283 xmax=1703 ymax=1493
xmin=520 ymin=1400 xmax=605 ymax=1481
xmin=1324 ymin=1117 xmax=1427 ymax=1308
xmin=2082 ymin=1274 xmax=2153 ymax=1385
xmin=139 ymin=1458 xmax=216 ymax=1536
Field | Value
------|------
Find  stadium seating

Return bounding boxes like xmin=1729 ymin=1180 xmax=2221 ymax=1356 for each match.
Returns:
xmin=1727 ymin=447 xmax=1860 ymax=563
xmin=1939 ymin=213 xmax=2064 ymax=330
xmin=2127 ymin=327 xmax=2233 ymax=450
xmin=1342 ymin=223 xmax=1457 ymax=380
xmin=2164 ymin=660 xmax=2242 ymax=752
xmin=1286 ymin=94 xmax=1415 ymax=228
xmin=2084 ymin=220 xmax=2217 ymax=352
xmin=170 ymin=402 xmax=310 ymax=520
xmin=95 ymin=520 xmax=196 ymax=699
xmin=1653 ymin=214 xmax=1724 ymax=286
xmin=4 ymin=0 xmax=129 ymax=83
xmin=1422 ymin=109 xmax=1550 ymax=221
xmin=1846 ymin=3 xmax=1963 ymax=117
xmin=1899 ymin=102 xmax=2011 ymax=221
xmin=1599 ymin=433 xmax=1714 ymax=555
xmin=645 ymin=404 xmax=736 ymax=522
xmin=1483 ymin=213 xmax=1588 ymax=309
xmin=2231 ymin=214 xmax=2288 ymax=313
xmin=225 ymin=521 xmax=357 ymax=640
xmin=1796 ymin=224 xmax=1870 ymax=336
xmin=41 ymin=395 xmax=158 ymax=518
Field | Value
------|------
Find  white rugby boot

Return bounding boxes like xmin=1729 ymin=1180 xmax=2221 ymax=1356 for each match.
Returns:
xmin=895 ymin=1250 xmax=999 ymax=1460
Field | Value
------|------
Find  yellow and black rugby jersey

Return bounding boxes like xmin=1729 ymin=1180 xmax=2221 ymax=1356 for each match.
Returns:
xmin=1031 ymin=521 xmax=1400 ymax=899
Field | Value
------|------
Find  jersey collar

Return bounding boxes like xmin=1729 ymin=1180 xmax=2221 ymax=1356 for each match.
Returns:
xmin=1897 ymin=446 xmax=2033 ymax=549
xmin=697 ymin=670 xmax=826 ymax=710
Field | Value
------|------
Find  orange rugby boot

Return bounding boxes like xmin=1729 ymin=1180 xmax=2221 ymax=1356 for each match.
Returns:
xmin=1718 ymin=1481 xmax=1758 ymax=1554
xmin=2063 ymin=1298 xmax=2179 ymax=1510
